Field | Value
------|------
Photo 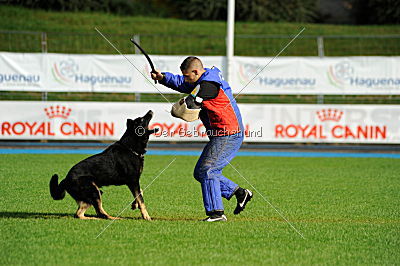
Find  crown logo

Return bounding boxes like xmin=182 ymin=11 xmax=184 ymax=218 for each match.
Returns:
xmin=316 ymin=109 xmax=343 ymax=122
xmin=44 ymin=105 xmax=72 ymax=119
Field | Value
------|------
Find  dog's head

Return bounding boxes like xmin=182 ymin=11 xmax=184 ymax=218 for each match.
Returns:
xmin=127 ymin=110 xmax=158 ymax=137
xmin=122 ymin=110 xmax=159 ymax=152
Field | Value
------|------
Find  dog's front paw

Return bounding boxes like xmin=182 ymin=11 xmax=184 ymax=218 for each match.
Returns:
xmin=142 ymin=214 xmax=152 ymax=221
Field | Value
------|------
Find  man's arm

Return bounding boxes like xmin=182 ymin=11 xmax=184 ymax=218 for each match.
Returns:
xmin=151 ymin=71 xmax=193 ymax=94
xmin=197 ymin=81 xmax=219 ymax=100
xmin=186 ymin=81 xmax=220 ymax=109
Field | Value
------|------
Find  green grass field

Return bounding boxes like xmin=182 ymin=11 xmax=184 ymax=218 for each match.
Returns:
xmin=0 ymin=153 xmax=399 ymax=264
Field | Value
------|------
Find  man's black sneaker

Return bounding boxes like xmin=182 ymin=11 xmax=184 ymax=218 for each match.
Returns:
xmin=202 ymin=214 xmax=227 ymax=222
xmin=234 ymin=188 xmax=253 ymax=215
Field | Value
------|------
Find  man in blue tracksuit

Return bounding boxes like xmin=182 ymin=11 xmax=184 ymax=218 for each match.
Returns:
xmin=151 ymin=56 xmax=252 ymax=222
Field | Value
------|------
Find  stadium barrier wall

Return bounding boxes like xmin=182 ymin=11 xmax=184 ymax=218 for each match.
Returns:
xmin=0 ymin=101 xmax=399 ymax=144
xmin=0 ymin=52 xmax=399 ymax=95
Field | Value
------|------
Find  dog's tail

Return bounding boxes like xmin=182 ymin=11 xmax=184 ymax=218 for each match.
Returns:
xmin=50 ymin=174 xmax=66 ymax=200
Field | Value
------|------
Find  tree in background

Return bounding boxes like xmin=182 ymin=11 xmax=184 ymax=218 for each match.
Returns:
xmin=353 ymin=0 xmax=400 ymax=24
xmin=4 ymin=0 xmax=170 ymax=17
xmin=4 ymin=0 xmax=400 ymax=24
xmin=175 ymin=0 xmax=319 ymax=23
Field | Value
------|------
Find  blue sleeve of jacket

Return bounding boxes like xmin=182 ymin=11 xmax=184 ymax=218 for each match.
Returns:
xmin=159 ymin=72 xmax=194 ymax=94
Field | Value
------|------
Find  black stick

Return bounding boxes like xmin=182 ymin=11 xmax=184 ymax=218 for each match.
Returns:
xmin=130 ymin=38 xmax=157 ymax=84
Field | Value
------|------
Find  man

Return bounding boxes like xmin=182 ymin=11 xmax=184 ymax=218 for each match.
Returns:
xmin=151 ymin=56 xmax=252 ymax=222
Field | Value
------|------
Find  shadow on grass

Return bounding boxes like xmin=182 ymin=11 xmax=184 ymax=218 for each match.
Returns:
xmin=0 ymin=211 xmax=75 ymax=219
xmin=150 ymin=217 xmax=199 ymax=221
xmin=0 ymin=211 xmax=199 ymax=221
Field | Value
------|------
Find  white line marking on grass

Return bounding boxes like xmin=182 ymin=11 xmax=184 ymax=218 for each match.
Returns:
xmin=226 ymin=159 xmax=306 ymax=239
xmin=95 ymin=157 xmax=176 ymax=239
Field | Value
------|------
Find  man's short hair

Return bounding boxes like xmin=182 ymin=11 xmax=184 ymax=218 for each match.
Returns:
xmin=180 ymin=56 xmax=203 ymax=71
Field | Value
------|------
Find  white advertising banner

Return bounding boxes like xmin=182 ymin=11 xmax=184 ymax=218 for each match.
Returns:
xmin=0 ymin=101 xmax=399 ymax=144
xmin=0 ymin=52 xmax=399 ymax=95
xmin=232 ymin=56 xmax=400 ymax=95
xmin=0 ymin=52 xmax=223 ymax=94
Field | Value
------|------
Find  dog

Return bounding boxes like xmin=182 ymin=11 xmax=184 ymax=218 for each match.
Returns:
xmin=50 ymin=110 xmax=158 ymax=220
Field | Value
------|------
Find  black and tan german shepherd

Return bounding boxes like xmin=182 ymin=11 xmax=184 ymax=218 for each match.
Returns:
xmin=50 ymin=110 xmax=158 ymax=220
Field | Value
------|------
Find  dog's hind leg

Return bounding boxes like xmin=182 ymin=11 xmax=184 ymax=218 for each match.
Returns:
xmin=128 ymin=184 xmax=151 ymax=221
xmin=92 ymin=199 xmax=120 ymax=220
xmin=90 ymin=182 xmax=120 ymax=220
xmin=131 ymin=189 xmax=143 ymax=210
xmin=74 ymin=201 xmax=96 ymax=220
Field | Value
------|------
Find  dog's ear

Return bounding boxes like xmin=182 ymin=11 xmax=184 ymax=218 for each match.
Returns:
xmin=126 ymin=119 xmax=134 ymax=128
xmin=148 ymin=128 xmax=159 ymax=135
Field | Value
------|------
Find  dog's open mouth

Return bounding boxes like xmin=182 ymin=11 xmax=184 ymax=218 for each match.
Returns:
xmin=136 ymin=110 xmax=158 ymax=136
xmin=142 ymin=110 xmax=153 ymax=128
xmin=140 ymin=110 xmax=154 ymax=132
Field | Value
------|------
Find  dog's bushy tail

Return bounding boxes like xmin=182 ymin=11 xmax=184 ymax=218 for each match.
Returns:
xmin=50 ymin=174 xmax=66 ymax=200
